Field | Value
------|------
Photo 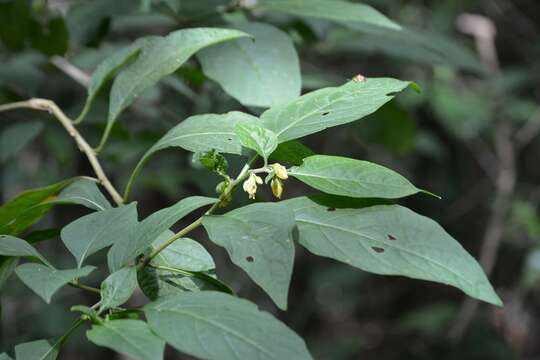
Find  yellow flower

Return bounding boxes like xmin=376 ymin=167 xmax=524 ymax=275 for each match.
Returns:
xmin=242 ymin=173 xmax=262 ymax=199
xmin=271 ymin=163 xmax=288 ymax=180
xmin=271 ymin=178 xmax=284 ymax=199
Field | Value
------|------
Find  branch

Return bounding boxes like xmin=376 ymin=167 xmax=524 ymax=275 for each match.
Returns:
xmin=0 ymin=99 xmax=124 ymax=206
xmin=68 ymin=280 xmax=101 ymax=294
xmin=50 ymin=56 xmax=91 ymax=88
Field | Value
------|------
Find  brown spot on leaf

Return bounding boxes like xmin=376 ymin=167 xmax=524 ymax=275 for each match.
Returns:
xmin=371 ymin=247 xmax=385 ymax=253
xmin=322 ymin=111 xmax=330 ymax=116
xmin=246 ymin=256 xmax=254 ymax=262
xmin=387 ymin=234 xmax=396 ymax=240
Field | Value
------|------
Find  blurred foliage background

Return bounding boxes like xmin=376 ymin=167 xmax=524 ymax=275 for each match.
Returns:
xmin=1 ymin=0 xmax=540 ymax=359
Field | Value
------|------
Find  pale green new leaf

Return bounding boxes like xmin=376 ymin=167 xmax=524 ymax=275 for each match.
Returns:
xmin=261 ymin=77 xmax=413 ymax=142
xmin=100 ymin=267 xmax=137 ymax=311
xmin=14 ymin=339 xmax=58 ymax=360
xmin=15 ymin=263 xmax=95 ymax=303
xmin=202 ymin=202 xmax=295 ymax=309
xmin=56 ymin=178 xmax=111 ymax=211
xmin=0 ymin=121 xmax=43 ymax=162
xmin=289 ymin=155 xmax=422 ymax=198
xmin=77 ymin=42 xmax=141 ymax=123
xmin=234 ymin=123 xmax=278 ymax=161
xmin=256 ymin=0 xmax=400 ymax=30
xmin=125 ymin=111 xmax=258 ymax=197
xmin=0 ymin=235 xmax=50 ymax=266
xmin=108 ymin=196 xmax=217 ymax=272
xmin=61 ymin=203 xmax=138 ymax=267
xmin=101 ymin=28 xmax=250 ymax=149
xmin=198 ymin=22 xmax=301 ymax=107
xmin=285 ymin=197 xmax=502 ymax=306
xmin=144 ymin=292 xmax=312 ymax=360
xmin=87 ymin=320 xmax=165 ymax=360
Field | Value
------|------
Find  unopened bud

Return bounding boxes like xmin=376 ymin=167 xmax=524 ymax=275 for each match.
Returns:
xmin=242 ymin=173 xmax=262 ymax=199
xmin=271 ymin=178 xmax=284 ymax=199
xmin=271 ymin=163 xmax=288 ymax=180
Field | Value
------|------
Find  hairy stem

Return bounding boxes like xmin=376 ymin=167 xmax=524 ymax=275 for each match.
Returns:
xmin=0 ymin=99 xmax=124 ymax=206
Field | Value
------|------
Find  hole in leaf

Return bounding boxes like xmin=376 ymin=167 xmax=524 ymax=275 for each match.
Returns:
xmin=227 ymin=138 xmax=233 ymax=141
xmin=327 ymin=207 xmax=336 ymax=212
xmin=371 ymin=246 xmax=385 ymax=253
xmin=322 ymin=111 xmax=330 ymax=116
xmin=387 ymin=234 xmax=396 ymax=240
xmin=386 ymin=91 xmax=399 ymax=97
xmin=246 ymin=256 xmax=254 ymax=262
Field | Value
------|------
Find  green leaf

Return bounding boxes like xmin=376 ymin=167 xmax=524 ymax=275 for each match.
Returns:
xmin=0 ymin=352 xmax=12 ymax=360
xmin=256 ymin=0 xmax=400 ymax=30
xmin=0 ymin=121 xmax=43 ymax=162
xmin=14 ymin=339 xmax=58 ymax=360
xmin=285 ymin=197 xmax=502 ymax=306
xmin=151 ymin=232 xmax=214 ymax=272
xmin=198 ymin=22 xmax=301 ymax=107
xmin=0 ymin=235 xmax=50 ymax=266
xmin=15 ymin=263 xmax=95 ymax=303
xmin=77 ymin=43 xmax=141 ymax=123
xmin=0 ymin=178 xmax=78 ymax=236
xmin=56 ymin=178 xmax=112 ymax=211
xmin=234 ymin=123 xmax=278 ymax=161
xmin=202 ymin=202 xmax=295 ymax=309
xmin=269 ymin=140 xmax=315 ymax=166
xmin=144 ymin=292 xmax=312 ymax=360
xmin=289 ymin=155 xmax=423 ymax=199
xmin=101 ymin=28 xmax=250 ymax=149
xmin=61 ymin=203 xmax=138 ymax=267
xmin=0 ymin=257 xmax=18 ymax=290
xmin=87 ymin=320 xmax=164 ymax=360
xmin=195 ymin=149 xmax=228 ymax=175
xmin=261 ymin=78 xmax=412 ymax=142
xmin=100 ymin=267 xmax=137 ymax=311
xmin=125 ymin=111 xmax=257 ymax=197
xmin=108 ymin=196 xmax=217 ymax=272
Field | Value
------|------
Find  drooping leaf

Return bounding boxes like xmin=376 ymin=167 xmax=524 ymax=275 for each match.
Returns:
xmin=0 ymin=121 xmax=43 ymax=162
xmin=202 ymin=202 xmax=295 ymax=309
xmin=125 ymin=112 xmax=257 ymax=197
xmin=15 ymin=263 xmax=95 ymax=303
xmin=234 ymin=123 xmax=278 ymax=161
xmin=77 ymin=42 xmax=141 ymax=123
xmin=198 ymin=22 xmax=301 ymax=107
xmin=61 ymin=203 xmax=138 ymax=267
xmin=144 ymin=292 xmax=312 ymax=360
xmin=101 ymin=28 xmax=250 ymax=149
xmin=261 ymin=78 xmax=413 ymax=142
xmin=289 ymin=155 xmax=423 ymax=199
xmin=285 ymin=197 xmax=502 ymax=306
xmin=0 ymin=235 xmax=50 ymax=266
xmin=108 ymin=196 xmax=217 ymax=272
xmin=100 ymin=267 xmax=138 ymax=311
xmin=56 ymin=178 xmax=112 ymax=211
xmin=87 ymin=320 xmax=165 ymax=360
xmin=269 ymin=140 xmax=315 ymax=166
xmin=255 ymin=0 xmax=400 ymax=30
xmin=14 ymin=339 xmax=58 ymax=360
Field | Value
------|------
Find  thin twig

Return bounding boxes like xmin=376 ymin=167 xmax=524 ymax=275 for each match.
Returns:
xmin=50 ymin=56 xmax=91 ymax=88
xmin=0 ymin=99 xmax=124 ymax=205
xmin=68 ymin=280 xmax=101 ymax=294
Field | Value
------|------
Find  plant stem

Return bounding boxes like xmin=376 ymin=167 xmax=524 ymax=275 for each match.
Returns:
xmin=69 ymin=280 xmax=101 ymax=294
xmin=0 ymin=99 xmax=124 ymax=206
xmin=148 ymin=264 xmax=234 ymax=294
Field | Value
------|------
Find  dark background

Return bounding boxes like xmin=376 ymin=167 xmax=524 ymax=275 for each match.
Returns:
xmin=1 ymin=0 xmax=540 ymax=359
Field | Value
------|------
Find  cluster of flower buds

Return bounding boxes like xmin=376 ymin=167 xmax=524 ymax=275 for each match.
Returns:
xmin=242 ymin=163 xmax=288 ymax=200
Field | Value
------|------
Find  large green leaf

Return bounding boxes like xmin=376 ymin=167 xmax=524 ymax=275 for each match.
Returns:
xmin=56 ymin=178 xmax=111 ymax=211
xmin=198 ymin=22 xmax=301 ymax=107
xmin=285 ymin=197 xmax=502 ymax=305
xmin=61 ymin=203 xmax=138 ymax=267
xmin=101 ymin=28 xmax=250 ymax=149
xmin=202 ymin=202 xmax=295 ymax=309
xmin=14 ymin=339 xmax=58 ymax=360
xmin=269 ymin=140 xmax=315 ymax=166
xmin=125 ymin=111 xmax=258 ymax=197
xmin=77 ymin=42 xmax=141 ymax=123
xmin=144 ymin=292 xmax=312 ymax=360
xmin=87 ymin=320 xmax=164 ymax=360
xmin=151 ymin=232 xmax=214 ymax=272
xmin=289 ymin=155 xmax=423 ymax=199
xmin=100 ymin=267 xmax=137 ymax=311
xmin=0 ymin=235 xmax=50 ymax=266
xmin=255 ymin=0 xmax=400 ymax=30
xmin=0 ymin=121 xmax=43 ymax=162
xmin=261 ymin=78 xmax=413 ymax=142
xmin=234 ymin=123 xmax=278 ymax=161
xmin=108 ymin=196 xmax=217 ymax=272
xmin=15 ymin=263 xmax=95 ymax=303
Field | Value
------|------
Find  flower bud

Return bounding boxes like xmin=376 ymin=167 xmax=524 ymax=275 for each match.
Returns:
xmin=242 ymin=173 xmax=262 ymax=199
xmin=271 ymin=178 xmax=284 ymax=199
xmin=271 ymin=163 xmax=288 ymax=180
